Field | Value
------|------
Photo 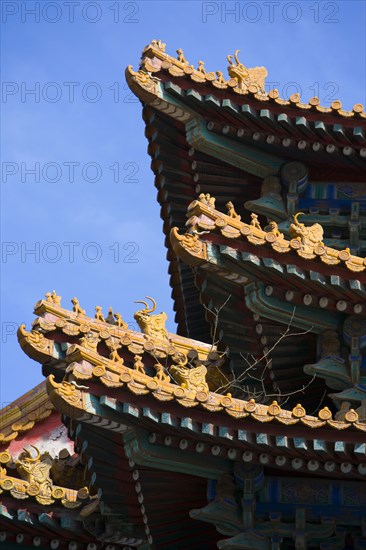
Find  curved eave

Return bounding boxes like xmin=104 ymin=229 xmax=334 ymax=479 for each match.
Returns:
xmin=170 ymin=200 xmax=366 ymax=281
xmin=46 ymin=364 xmax=366 ymax=435
xmin=170 ymin=227 xmax=366 ymax=322
xmin=44 ymin=375 xmax=366 ymax=484
xmin=169 ymin=215 xmax=366 ymax=409
xmin=126 ymin=61 xmax=366 ymax=160
xmin=0 ymin=381 xmax=55 ymax=447
xmin=125 ymin=65 xmax=192 ymax=123
xmin=126 ymin=53 xmax=365 ymax=341
xmin=18 ymin=298 xmax=214 ymax=368
xmin=138 ymin=41 xmax=366 ymax=121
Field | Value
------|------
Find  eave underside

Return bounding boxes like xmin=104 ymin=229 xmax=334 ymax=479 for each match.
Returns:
xmin=138 ymin=80 xmax=366 ymax=341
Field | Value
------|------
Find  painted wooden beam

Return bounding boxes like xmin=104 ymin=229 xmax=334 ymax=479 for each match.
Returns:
xmin=186 ymin=117 xmax=283 ymax=177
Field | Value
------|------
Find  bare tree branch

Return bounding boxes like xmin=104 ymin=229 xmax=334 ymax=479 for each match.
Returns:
xmin=203 ymin=294 xmax=232 ymax=353
xmin=207 ymin=304 xmax=317 ymax=406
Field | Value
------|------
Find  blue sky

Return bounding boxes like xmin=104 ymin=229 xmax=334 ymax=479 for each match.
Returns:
xmin=1 ymin=0 xmax=365 ymax=405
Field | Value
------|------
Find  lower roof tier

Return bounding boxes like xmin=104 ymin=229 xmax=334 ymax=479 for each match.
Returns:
xmin=15 ymin=292 xmax=366 ymax=478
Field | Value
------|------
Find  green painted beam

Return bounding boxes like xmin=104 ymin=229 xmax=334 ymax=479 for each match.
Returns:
xmin=262 ymin=257 xmax=284 ymax=274
xmin=349 ymin=279 xmax=366 ymax=296
xmin=277 ymin=113 xmax=298 ymax=137
xmin=260 ymin=108 xmax=278 ymax=131
xmin=353 ymin=126 xmax=365 ymax=142
xmin=241 ymin=103 xmax=258 ymax=120
xmin=314 ymin=120 xmax=331 ymax=139
xmin=186 ymin=88 xmax=204 ymax=104
xmin=205 ymin=94 xmax=221 ymax=108
xmin=245 ymin=281 xmax=341 ymax=333
xmin=309 ymin=271 xmax=327 ymax=285
xmin=222 ymin=98 xmax=239 ymax=114
xmin=123 ymin=429 xmax=230 ymax=478
xmin=332 ymin=123 xmax=347 ymax=140
xmin=164 ymin=81 xmax=184 ymax=97
xmin=185 ymin=117 xmax=283 ymax=177
xmin=296 ymin=116 xmax=313 ymax=138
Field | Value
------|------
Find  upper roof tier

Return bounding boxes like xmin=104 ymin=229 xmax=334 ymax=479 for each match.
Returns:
xmin=126 ymin=40 xmax=366 ymax=183
xmin=126 ymin=41 xmax=366 ymax=341
xmin=130 ymin=40 xmax=365 ymax=119
xmin=126 ymin=40 xmax=366 ymax=156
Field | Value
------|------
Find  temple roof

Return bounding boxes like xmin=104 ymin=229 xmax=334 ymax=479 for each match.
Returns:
xmin=44 ymin=373 xmax=366 ymax=482
xmin=15 ymin=293 xmax=362 ymax=432
xmin=14 ymin=293 xmax=366 ymax=484
xmin=0 ymin=448 xmax=91 ymax=509
xmin=125 ymin=40 xmax=366 ymax=342
xmin=172 ymin=199 xmax=366 ymax=277
xmin=11 ymin=293 xmax=230 ymax=548
xmin=0 ymin=383 xmax=103 ymax=548
xmin=0 ymin=381 xmax=54 ymax=447
xmin=5 ymin=41 xmax=366 ymax=550
xmin=126 ymin=40 xmax=366 ymax=173
xmin=128 ymin=40 xmax=366 ymax=121
xmin=45 ymin=372 xmax=366 ymax=436
xmin=0 ymin=440 xmax=101 ymax=548
xmin=166 ymin=197 xmax=366 ymax=408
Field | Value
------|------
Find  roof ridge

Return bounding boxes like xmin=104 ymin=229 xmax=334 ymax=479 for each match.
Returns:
xmin=171 ymin=197 xmax=366 ymax=274
xmin=127 ymin=39 xmax=365 ymax=119
xmin=0 ymin=381 xmax=54 ymax=446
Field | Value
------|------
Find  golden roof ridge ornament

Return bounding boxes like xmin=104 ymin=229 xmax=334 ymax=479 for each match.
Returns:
xmin=44 ymin=358 xmax=366 ymax=432
xmin=129 ymin=40 xmax=365 ymax=116
xmin=22 ymin=293 xmax=215 ymax=363
xmin=172 ymin=197 xmax=366 ymax=272
xmin=149 ymin=38 xmax=166 ymax=53
xmin=71 ymin=296 xmax=85 ymax=315
xmin=227 ymin=49 xmax=267 ymax=94
xmin=22 ymin=445 xmax=40 ymax=463
xmin=134 ymin=295 xmax=157 ymax=314
xmin=0 ymin=446 xmax=91 ymax=507
xmin=45 ymin=290 xmax=61 ymax=305
xmin=134 ymin=296 xmax=169 ymax=341
xmin=289 ymin=212 xmax=324 ymax=259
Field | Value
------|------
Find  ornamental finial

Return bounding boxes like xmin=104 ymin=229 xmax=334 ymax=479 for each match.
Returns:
xmin=45 ymin=290 xmax=61 ymax=305
xmin=134 ymin=297 xmax=168 ymax=340
xmin=71 ymin=297 xmax=85 ymax=315
xmin=150 ymin=39 xmax=166 ymax=52
xmin=95 ymin=305 xmax=105 ymax=322
xmin=176 ymin=48 xmax=188 ymax=65
xmin=227 ymin=49 xmax=267 ymax=94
